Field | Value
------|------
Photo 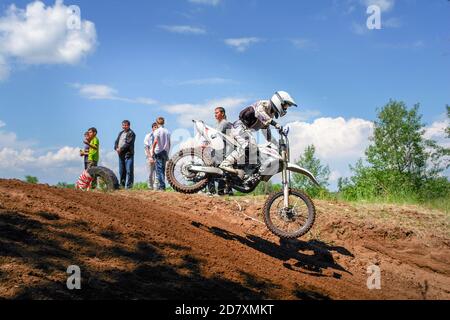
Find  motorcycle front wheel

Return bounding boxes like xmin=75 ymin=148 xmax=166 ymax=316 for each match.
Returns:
xmin=263 ymin=189 xmax=316 ymax=239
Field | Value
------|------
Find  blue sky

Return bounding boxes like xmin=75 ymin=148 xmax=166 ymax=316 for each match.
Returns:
xmin=0 ymin=0 xmax=449 ymax=187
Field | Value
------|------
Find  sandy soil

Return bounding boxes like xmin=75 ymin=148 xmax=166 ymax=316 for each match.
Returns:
xmin=0 ymin=179 xmax=449 ymax=300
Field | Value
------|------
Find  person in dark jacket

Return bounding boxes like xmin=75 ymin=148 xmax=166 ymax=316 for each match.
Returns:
xmin=114 ymin=120 xmax=136 ymax=189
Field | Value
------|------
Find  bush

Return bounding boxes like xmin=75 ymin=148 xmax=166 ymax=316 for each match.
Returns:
xmin=251 ymin=181 xmax=282 ymax=196
xmin=25 ymin=176 xmax=39 ymax=184
xmin=56 ymin=182 xmax=75 ymax=189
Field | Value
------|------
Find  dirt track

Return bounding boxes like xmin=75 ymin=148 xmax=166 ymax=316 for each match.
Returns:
xmin=0 ymin=179 xmax=449 ymax=300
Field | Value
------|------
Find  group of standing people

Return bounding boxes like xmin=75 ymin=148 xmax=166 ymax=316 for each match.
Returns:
xmin=80 ymin=118 xmax=171 ymax=191
xmin=113 ymin=118 xmax=171 ymax=191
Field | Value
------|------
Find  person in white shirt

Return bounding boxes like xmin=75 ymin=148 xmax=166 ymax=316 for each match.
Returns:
xmin=144 ymin=122 xmax=159 ymax=190
xmin=151 ymin=117 xmax=171 ymax=191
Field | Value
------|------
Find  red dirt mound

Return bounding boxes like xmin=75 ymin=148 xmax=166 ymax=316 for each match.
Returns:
xmin=0 ymin=179 xmax=449 ymax=299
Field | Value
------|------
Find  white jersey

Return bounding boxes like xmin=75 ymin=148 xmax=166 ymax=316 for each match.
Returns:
xmin=243 ymin=100 xmax=276 ymax=130
xmin=154 ymin=126 xmax=171 ymax=155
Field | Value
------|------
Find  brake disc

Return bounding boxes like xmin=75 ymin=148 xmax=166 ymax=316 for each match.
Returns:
xmin=181 ymin=163 xmax=196 ymax=180
xmin=278 ymin=207 xmax=297 ymax=222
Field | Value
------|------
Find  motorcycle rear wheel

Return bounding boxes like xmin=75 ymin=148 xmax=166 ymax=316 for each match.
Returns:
xmin=263 ymin=189 xmax=316 ymax=239
xmin=166 ymin=148 xmax=213 ymax=194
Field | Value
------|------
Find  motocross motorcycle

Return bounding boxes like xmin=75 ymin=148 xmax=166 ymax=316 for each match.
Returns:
xmin=166 ymin=120 xmax=320 ymax=239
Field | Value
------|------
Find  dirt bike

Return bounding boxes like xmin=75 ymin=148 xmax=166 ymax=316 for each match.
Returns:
xmin=166 ymin=120 xmax=320 ymax=239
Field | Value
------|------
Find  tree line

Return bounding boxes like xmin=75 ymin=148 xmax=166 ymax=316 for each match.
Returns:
xmin=292 ymin=101 xmax=449 ymax=208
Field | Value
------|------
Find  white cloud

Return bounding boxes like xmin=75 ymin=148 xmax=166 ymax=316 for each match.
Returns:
xmin=76 ymin=83 xmax=117 ymax=100
xmin=361 ymin=0 xmax=395 ymax=12
xmin=163 ymin=97 xmax=249 ymax=127
xmin=0 ymin=130 xmax=20 ymax=148
xmin=38 ymin=146 xmax=81 ymax=167
xmin=188 ymin=0 xmax=221 ymax=6
xmin=424 ymin=118 xmax=450 ymax=149
xmin=287 ymin=117 xmax=374 ymax=160
xmin=224 ymin=37 xmax=263 ymax=52
xmin=0 ymin=120 xmax=5 ymax=128
xmin=159 ymin=25 xmax=206 ymax=35
xmin=0 ymin=0 xmax=97 ymax=80
xmin=285 ymin=117 xmax=374 ymax=189
xmin=0 ymin=146 xmax=80 ymax=170
xmin=73 ymin=83 xmax=157 ymax=105
xmin=0 ymin=147 xmax=35 ymax=170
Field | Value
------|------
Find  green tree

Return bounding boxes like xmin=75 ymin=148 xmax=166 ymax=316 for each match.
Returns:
xmin=292 ymin=145 xmax=330 ymax=197
xmin=340 ymin=101 xmax=449 ymax=201
xmin=25 ymin=176 xmax=39 ymax=184
xmin=366 ymin=101 xmax=429 ymax=181
xmin=252 ymin=181 xmax=282 ymax=196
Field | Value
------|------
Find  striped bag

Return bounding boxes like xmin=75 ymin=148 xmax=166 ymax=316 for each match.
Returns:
xmin=76 ymin=170 xmax=94 ymax=191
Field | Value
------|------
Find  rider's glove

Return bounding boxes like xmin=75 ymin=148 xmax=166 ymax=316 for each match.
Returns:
xmin=273 ymin=122 xmax=282 ymax=130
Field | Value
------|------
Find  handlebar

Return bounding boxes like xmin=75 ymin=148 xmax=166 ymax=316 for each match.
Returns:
xmin=278 ymin=126 xmax=289 ymax=137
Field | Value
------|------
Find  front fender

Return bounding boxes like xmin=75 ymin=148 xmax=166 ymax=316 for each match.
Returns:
xmin=287 ymin=163 xmax=320 ymax=187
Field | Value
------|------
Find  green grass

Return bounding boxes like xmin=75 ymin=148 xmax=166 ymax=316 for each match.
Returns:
xmin=56 ymin=182 xmax=75 ymax=189
xmin=131 ymin=182 xmax=148 ymax=190
xmin=130 ymin=182 xmax=175 ymax=192
xmin=336 ymin=192 xmax=450 ymax=214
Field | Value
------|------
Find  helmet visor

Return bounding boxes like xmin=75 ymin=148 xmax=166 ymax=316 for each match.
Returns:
xmin=282 ymin=102 xmax=295 ymax=110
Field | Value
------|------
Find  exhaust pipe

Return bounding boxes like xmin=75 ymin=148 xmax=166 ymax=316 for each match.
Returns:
xmin=189 ymin=166 xmax=224 ymax=176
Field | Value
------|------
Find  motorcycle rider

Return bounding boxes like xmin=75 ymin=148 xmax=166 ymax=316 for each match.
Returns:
xmin=219 ymin=91 xmax=298 ymax=176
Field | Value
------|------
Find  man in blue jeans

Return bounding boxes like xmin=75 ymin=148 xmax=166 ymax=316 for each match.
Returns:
xmin=114 ymin=120 xmax=136 ymax=189
xmin=151 ymin=117 xmax=171 ymax=191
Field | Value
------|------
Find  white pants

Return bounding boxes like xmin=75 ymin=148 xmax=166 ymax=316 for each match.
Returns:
xmin=147 ymin=160 xmax=159 ymax=189
xmin=222 ymin=121 xmax=257 ymax=166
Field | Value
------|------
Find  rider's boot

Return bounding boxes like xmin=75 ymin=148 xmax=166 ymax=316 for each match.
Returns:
xmin=219 ymin=153 xmax=245 ymax=180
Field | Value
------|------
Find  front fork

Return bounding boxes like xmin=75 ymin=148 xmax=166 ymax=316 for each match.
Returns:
xmin=281 ymin=150 xmax=289 ymax=208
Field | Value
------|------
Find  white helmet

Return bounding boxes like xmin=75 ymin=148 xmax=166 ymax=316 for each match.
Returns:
xmin=270 ymin=91 xmax=298 ymax=118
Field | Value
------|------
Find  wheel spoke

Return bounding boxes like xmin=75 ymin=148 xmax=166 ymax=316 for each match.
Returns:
xmin=264 ymin=191 xmax=313 ymax=238
xmin=168 ymin=149 xmax=210 ymax=193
